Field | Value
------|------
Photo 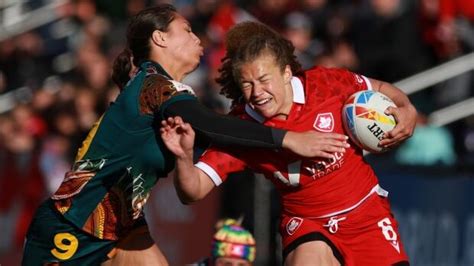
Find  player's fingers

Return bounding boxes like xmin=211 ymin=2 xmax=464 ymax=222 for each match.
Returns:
xmin=379 ymin=138 xmax=402 ymax=149
xmin=386 ymin=122 xmax=413 ymax=140
xmin=319 ymin=142 xmax=348 ymax=154
xmin=174 ymin=116 xmax=184 ymax=125
xmin=379 ymin=138 xmax=395 ymax=147
xmin=325 ymin=138 xmax=351 ymax=148
xmin=161 ymin=119 xmax=171 ymax=127
xmin=323 ymin=133 xmax=349 ymax=141
xmin=162 ymin=117 xmax=176 ymax=128
xmin=159 ymin=123 xmax=170 ymax=132
xmin=384 ymin=106 xmax=393 ymax=115
xmin=181 ymin=122 xmax=193 ymax=133
xmin=379 ymin=131 xmax=407 ymax=147
xmin=384 ymin=106 xmax=397 ymax=116
xmin=317 ymin=151 xmax=339 ymax=159
xmin=322 ymin=144 xmax=347 ymax=153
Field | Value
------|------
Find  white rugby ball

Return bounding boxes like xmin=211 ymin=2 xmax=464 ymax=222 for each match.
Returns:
xmin=342 ymin=90 xmax=397 ymax=153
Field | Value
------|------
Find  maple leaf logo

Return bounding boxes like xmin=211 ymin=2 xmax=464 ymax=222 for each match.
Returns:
xmin=313 ymin=113 xmax=334 ymax=132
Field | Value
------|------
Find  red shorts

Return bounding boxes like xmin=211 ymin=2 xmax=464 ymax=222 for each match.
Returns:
xmin=280 ymin=195 xmax=409 ymax=266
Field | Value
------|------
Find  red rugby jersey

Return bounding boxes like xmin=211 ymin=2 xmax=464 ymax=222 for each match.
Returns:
xmin=197 ymin=67 xmax=380 ymax=218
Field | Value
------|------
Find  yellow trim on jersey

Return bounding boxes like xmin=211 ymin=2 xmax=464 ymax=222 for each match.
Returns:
xmin=96 ymin=203 xmax=105 ymax=239
xmin=75 ymin=115 xmax=104 ymax=161
xmin=58 ymin=206 xmax=70 ymax=214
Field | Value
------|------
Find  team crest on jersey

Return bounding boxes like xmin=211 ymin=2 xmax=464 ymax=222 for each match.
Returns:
xmin=313 ymin=113 xmax=334 ymax=132
xmin=286 ymin=217 xmax=303 ymax=235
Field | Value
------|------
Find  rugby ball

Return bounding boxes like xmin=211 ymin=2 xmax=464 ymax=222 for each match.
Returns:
xmin=342 ymin=90 xmax=397 ymax=153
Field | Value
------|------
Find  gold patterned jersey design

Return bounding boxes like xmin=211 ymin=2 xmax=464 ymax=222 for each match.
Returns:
xmin=139 ymin=65 xmax=195 ymax=115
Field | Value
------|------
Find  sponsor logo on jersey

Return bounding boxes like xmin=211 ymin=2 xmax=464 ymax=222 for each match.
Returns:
xmin=313 ymin=113 xmax=334 ymax=132
xmin=355 ymin=74 xmax=364 ymax=84
xmin=273 ymin=161 xmax=302 ymax=187
xmin=304 ymin=152 xmax=345 ymax=179
xmin=286 ymin=217 xmax=303 ymax=235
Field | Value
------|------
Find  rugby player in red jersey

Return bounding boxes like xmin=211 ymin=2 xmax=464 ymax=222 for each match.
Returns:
xmin=161 ymin=21 xmax=417 ymax=266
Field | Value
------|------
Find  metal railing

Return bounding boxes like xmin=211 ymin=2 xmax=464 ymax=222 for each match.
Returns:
xmin=394 ymin=52 xmax=474 ymax=126
xmin=0 ymin=0 xmax=68 ymax=42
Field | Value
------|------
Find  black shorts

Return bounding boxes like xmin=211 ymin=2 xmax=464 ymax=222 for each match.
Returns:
xmin=22 ymin=200 xmax=115 ymax=265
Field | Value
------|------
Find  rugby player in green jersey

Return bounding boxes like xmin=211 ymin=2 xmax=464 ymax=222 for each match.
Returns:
xmin=22 ymin=4 xmax=349 ymax=265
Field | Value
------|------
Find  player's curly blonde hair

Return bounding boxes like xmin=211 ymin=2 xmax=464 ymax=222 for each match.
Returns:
xmin=216 ymin=21 xmax=302 ymax=106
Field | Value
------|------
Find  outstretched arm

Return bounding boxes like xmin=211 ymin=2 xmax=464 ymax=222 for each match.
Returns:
xmin=160 ymin=116 xmax=215 ymax=204
xmin=370 ymin=78 xmax=418 ymax=148
xmin=164 ymin=101 xmax=349 ymax=158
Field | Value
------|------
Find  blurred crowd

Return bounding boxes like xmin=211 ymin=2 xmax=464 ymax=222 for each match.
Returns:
xmin=0 ymin=0 xmax=473 ymax=260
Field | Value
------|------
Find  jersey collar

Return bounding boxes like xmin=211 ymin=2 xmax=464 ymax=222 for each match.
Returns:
xmin=139 ymin=60 xmax=173 ymax=80
xmin=245 ymin=76 xmax=306 ymax=123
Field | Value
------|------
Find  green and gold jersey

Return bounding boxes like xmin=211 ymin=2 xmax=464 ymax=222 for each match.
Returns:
xmin=51 ymin=61 xmax=196 ymax=240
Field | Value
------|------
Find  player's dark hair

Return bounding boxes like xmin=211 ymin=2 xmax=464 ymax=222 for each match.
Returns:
xmin=112 ymin=4 xmax=177 ymax=90
xmin=217 ymin=21 xmax=302 ymax=106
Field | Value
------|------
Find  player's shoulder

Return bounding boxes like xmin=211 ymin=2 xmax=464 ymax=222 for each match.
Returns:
xmin=303 ymin=66 xmax=365 ymax=88
xmin=137 ymin=71 xmax=196 ymax=114
xmin=303 ymin=66 xmax=352 ymax=78
xmin=142 ymin=73 xmax=195 ymax=96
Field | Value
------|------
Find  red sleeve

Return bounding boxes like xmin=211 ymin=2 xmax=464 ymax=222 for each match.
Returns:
xmin=196 ymin=146 xmax=247 ymax=186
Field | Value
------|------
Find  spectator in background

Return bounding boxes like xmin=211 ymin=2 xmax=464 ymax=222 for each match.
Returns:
xmin=193 ymin=218 xmax=256 ymax=266
xmin=437 ymin=0 xmax=474 ymax=56
xmin=419 ymin=0 xmax=460 ymax=61
xmin=0 ymin=106 xmax=47 ymax=251
xmin=418 ymin=0 xmax=474 ymax=160
xmin=353 ymin=0 xmax=432 ymax=82
xmin=247 ymin=0 xmax=298 ymax=32
xmin=283 ymin=12 xmax=323 ymax=69
xmin=433 ymin=0 xmax=474 ymax=108
xmin=395 ymin=113 xmax=456 ymax=166
xmin=197 ymin=1 xmax=258 ymax=114
xmin=314 ymin=39 xmax=359 ymax=70
xmin=297 ymin=0 xmax=330 ymax=41
xmin=0 ymin=32 xmax=50 ymax=92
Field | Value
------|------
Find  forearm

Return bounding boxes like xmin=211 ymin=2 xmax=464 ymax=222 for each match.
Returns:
xmin=371 ymin=79 xmax=416 ymax=110
xmin=173 ymin=157 xmax=214 ymax=204
xmin=163 ymin=100 xmax=286 ymax=148
xmin=162 ymin=100 xmax=340 ymax=158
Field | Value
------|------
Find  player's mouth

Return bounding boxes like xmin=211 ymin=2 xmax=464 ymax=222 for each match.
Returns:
xmin=253 ymin=97 xmax=272 ymax=106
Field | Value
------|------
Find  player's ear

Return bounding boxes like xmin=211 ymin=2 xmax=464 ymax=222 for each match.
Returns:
xmin=151 ymin=30 xmax=166 ymax=47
